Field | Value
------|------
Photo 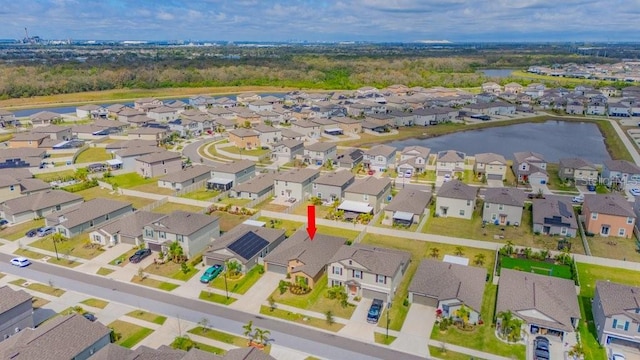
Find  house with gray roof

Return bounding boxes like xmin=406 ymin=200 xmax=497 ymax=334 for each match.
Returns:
xmin=158 ymin=165 xmax=213 ymax=191
xmin=602 ymin=159 xmax=640 ymax=189
xmin=271 ymin=139 xmax=303 ymax=162
xmin=135 ymin=150 xmax=182 ymax=178
xmin=29 ymin=111 xmax=62 ymax=127
xmin=0 ymin=170 xmax=50 ymax=203
xmin=383 ymin=188 xmax=431 ymax=226
xmin=89 ymin=211 xmax=165 ymax=247
xmin=304 ymin=142 xmax=337 ymax=166
xmin=0 ymin=286 xmax=33 ymax=342
xmin=363 ymin=144 xmax=397 ymax=172
xmin=115 ymin=146 xmax=163 ymax=172
xmin=558 ymin=157 xmax=598 ymax=183
xmin=336 ymin=148 xmax=363 ymax=169
xmin=342 ymin=177 xmax=392 ymax=216
xmin=1 ymin=190 xmax=83 ymax=224
xmin=0 ymin=148 xmax=47 ymax=169
xmin=513 ymin=151 xmax=548 ymax=184
xmin=230 ymin=172 xmax=276 ymax=200
xmin=0 ymin=313 xmax=111 ymax=360
xmin=291 ymin=120 xmax=321 ymax=140
xmin=273 ymin=168 xmax=320 ymax=202
xmin=436 ymin=180 xmax=477 ymax=219
xmin=127 ymin=126 xmax=168 ymax=143
xmin=532 ymin=196 xmax=577 ymax=237
xmin=474 ymin=152 xmax=508 ymax=181
xmin=280 ymin=128 xmax=304 ymax=141
xmin=207 ymin=160 xmax=256 ymax=191
xmin=327 ymin=244 xmax=411 ymax=303
xmin=31 ymin=125 xmax=72 ymax=141
xmin=436 ymin=150 xmax=466 ymax=177
xmin=91 ymin=343 xmax=276 ymax=360
xmin=583 ymin=194 xmax=635 ymax=238
xmin=397 ymin=146 xmax=430 ymax=175
xmin=312 ymin=170 xmax=355 ymax=203
xmin=482 ymin=187 xmax=526 ymax=226
xmin=592 ymin=281 xmax=640 ymax=347
xmin=265 ymin=229 xmax=346 ymax=289
xmin=45 ymin=198 xmax=134 ymax=238
xmin=497 ymin=269 xmax=580 ymax=340
xmin=408 ymin=259 xmax=486 ymax=324
xmin=252 ymin=124 xmax=281 ymax=148
xmin=143 ymin=211 xmax=219 ymax=259
xmin=204 ymin=224 xmax=285 ymax=273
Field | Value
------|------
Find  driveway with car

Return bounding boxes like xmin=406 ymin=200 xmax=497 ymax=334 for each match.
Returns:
xmin=529 ymin=335 xmax=564 ymax=360
xmin=609 ymin=343 xmax=640 ymax=360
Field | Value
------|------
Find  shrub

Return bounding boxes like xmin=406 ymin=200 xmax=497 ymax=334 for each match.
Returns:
xmin=278 ymin=280 xmax=289 ymax=295
xmin=62 ymin=179 xmax=98 ymax=192
xmin=256 ymin=264 xmax=264 ymax=274
xmin=289 ymin=285 xmax=311 ymax=295
xmin=189 ymin=254 xmax=203 ymax=267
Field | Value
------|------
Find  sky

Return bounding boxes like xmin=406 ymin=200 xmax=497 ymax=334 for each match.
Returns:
xmin=2 ymin=0 xmax=640 ymax=42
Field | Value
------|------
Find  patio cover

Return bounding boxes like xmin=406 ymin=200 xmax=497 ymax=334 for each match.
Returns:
xmin=338 ymin=200 xmax=373 ymax=214
xmin=106 ymin=159 xmax=123 ymax=166
xmin=393 ymin=211 xmax=414 ymax=221
xmin=207 ymin=178 xmax=233 ymax=185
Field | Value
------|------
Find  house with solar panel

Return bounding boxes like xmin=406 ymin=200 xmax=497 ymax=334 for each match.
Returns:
xmin=203 ymin=224 xmax=286 ymax=273
xmin=142 ymin=211 xmax=220 ymax=259
xmin=532 ymin=196 xmax=578 ymax=237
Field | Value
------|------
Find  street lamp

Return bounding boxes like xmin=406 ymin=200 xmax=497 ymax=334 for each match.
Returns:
xmin=386 ymin=302 xmax=392 ymax=339
xmin=51 ymin=233 xmax=60 ymax=260
xmin=224 ymin=261 xmax=229 ymax=299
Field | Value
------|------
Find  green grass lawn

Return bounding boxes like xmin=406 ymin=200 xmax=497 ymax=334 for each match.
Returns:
xmin=499 ymin=256 xmax=573 ymax=279
xmin=0 ymin=218 xmax=45 ymax=241
xmin=546 ymin=164 xmax=578 ymax=192
xmin=97 ymin=267 xmax=115 ymax=275
xmin=30 ymin=232 xmax=105 ymax=260
xmin=431 ymin=284 xmax=526 ymax=360
xmin=34 ymin=169 xmax=76 ymax=182
xmin=269 ymin=273 xmax=356 ymax=319
xmin=211 ymin=211 xmax=250 ymax=232
xmin=131 ymin=275 xmax=179 ymax=292
xmin=374 ymin=332 xmax=397 ymax=345
xmin=260 ymin=305 xmax=344 ymax=332
xmin=429 ymin=345 xmax=487 ymax=360
xmin=151 ymin=202 xmax=205 ymax=214
xmin=130 ymin=183 xmax=176 ymax=195
xmin=74 ymin=147 xmax=112 ymax=163
xmin=76 ymin=187 xmax=154 ymax=209
xmin=80 ymin=298 xmax=109 ymax=309
xmin=13 ymin=248 xmax=46 ymax=259
xmin=10 ymin=278 xmax=66 ymax=297
xmin=109 ymin=248 xmax=138 ymax=266
xmin=316 ymin=225 xmax=360 ymax=242
xmin=190 ymin=341 xmax=226 ymax=355
xmin=46 ymin=256 xmax=82 ymax=268
xmin=222 ymin=145 xmax=270 ymax=157
xmin=257 ymin=217 xmax=303 ymax=237
xmin=104 ymin=172 xmax=157 ymax=189
xmin=574 ymin=263 xmax=640 ymax=360
xmin=188 ymin=326 xmax=248 ymax=347
xmin=180 ymin=188 xmax=219 ymax=201
xmin=144 ymin=260 xmax=199 ymax=281
xmin=218 ymin=197 xmax=252 ymax=206
xmin=209 ymin=265 xmax=263 ymax=294
xmin=109 ymin=320 xmax=154 ymax=349
xmin=198 ymin=290 xmax=237 ymax=305
xmin=126 ymin=310 xmax=167 ymax=325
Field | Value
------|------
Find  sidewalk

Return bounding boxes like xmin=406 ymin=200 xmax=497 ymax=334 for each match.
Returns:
xmin=427 ymin=339 xmax=514 ymax=360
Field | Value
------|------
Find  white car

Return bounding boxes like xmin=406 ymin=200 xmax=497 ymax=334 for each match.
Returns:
xmin=630 ymin=188 xmax=640 ymax=196
xmin=10 ymin=257 xmax=31 ymax=267
xmin=443 ymin=174 xmax=452 ymax=182
xmin=611 ymin=351 xmax=625 ymax=360
xmin=404 ymin=170 xmax=412 ymax=178
xmin=572 ymin=195 xmax=584 ymax=203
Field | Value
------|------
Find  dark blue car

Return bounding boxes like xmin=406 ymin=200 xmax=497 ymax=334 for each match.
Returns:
xmin=367 ymin=299 xmax=384 ymax=324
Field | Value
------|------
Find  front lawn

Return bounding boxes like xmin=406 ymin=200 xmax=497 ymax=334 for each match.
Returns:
xmin=431 ymin=284 xmax=526 ymax=360
xmin=131 ymin=275 xmax=179 ymax=292
xmin=10 ymin=278 xmax=66 ymax=297
xmin=109 ymin=248 xmax=138 ymax=266
xmin=209 ymin=265 xmax=263 ymax=295
xmin=223 ymin=145 xmax=270 ymax=157
xmin=126 ymin=310 xmax=167 ymax=325
xmin=144 ymin=260 xmax=199 ymax=281
xmin=269 ymin=273 xmax=356 ymax=319
xmin=13 ymin=248 xmax=46 ymax=259
xmin=374 ymin=332 xmax=396 ymax=345
xmin=74 ymin=147 xmax=112 ymax=163
xmin=188 ymin=326 xmax=248 ymax=347
xmin=109 ymin=320 xmax=154 ymax=349
xmin=0 ymin=218 xmax=45 ymax=241
xmin=199 ymin=290 xmax=237 ymax=305
xmin=97 ymin=267 xmax=115 ymax=275
xmin=30 ymin=233 xmax=105 ymax=260
xmin=152 ymin=202 xmax=205 ymax=215
xmin=546 ymin=164 xmax=578 ymax=192
xmin=260 ymin=305 xmax=344 ymax=332
xmin=80 ymin=298 xmax=109 ymax=309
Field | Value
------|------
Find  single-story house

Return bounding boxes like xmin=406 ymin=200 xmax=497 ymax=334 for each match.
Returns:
xmin=207 ymin=160 xmax=256 ymax=191
xmin=335 ymin=148 xmax=363 ymax=169
xmin=383 ymin=188 xmax=432 ymax=226
xmin=45 ymin=198 xmax=134 ymax=238
xmin=0 ymin=190 xmax=83 ymax=224
xmin=230 ymin=172 xmax=276 ymax=200
xmin=157 ymin=165 xmax=213 ymax=191
xmin=89 ymin=211 xmax=165 ymax=247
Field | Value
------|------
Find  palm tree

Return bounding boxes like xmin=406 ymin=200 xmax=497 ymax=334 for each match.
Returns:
xmin=168 ymin=241 xmax=184 ymax=263
xmin=242 ymin=321 xmax=254 ymax=345
xmin=430 ymin=247 xmax=440 ymax=259
xmin=254 ymin=328 xmax=271 ymax=346
xmin=454 ymin=246 xmax=464 ymax=256
xmin=226 ymin=261 xmax=241 ymax=277
xmin=474 ymin=253 xmax=486 ymax=266
xmin=497 ymin=310 xmax=513 ymax=338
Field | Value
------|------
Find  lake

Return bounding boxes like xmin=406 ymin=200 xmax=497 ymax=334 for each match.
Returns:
xmin=385 ymin=120 xmax=611 ymax=164
xmin=479 ymin=69 xmax=514 ymax=78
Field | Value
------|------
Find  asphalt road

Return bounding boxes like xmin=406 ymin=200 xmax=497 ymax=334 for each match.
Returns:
xmin=0 ymin=254 xmax=428 ymax=360
xmin=182 ymin=137 xmax=224 ymax=167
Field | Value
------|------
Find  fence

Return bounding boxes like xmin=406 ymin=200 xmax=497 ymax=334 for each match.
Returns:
xmin=415 ymin=209 xmax=430 ymax=233
xmin=96 ymin=180 xmax=114 ymax=191
xmin=245 ymin=191 xmax=274 ymax=210
xmin=353 ymin=228 xmax=367 ymax=244
xmin=173 ymin=179 xmax=208 ymax=197
xmin=139 ymin=197 xmax=169 ymax=212
xmin=71 ymin=144 xmax=90 ymax=164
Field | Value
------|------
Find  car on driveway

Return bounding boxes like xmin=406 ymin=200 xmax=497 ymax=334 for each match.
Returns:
xmin=129 ymin=248 xmax=152 ymax=264
xmin=366 ymin=299 xmax=384 ymax=324
xmin=25 ymin=228 xmax=38 ymax=237
xmin=630 ymin=188 xmax=640 ymax=196
xmin=82 ymin=313 xmax=97 ymax=322
xmin=37 ymin=226 xmax=55 ymax=237
xmin=533 ymin=336 xmax=550 ymax=360
xmin=200 ymin=264 xmax=223 ymax=283
xmin=0 ymin=219 xmax=8 ymax=226
xmin=10 ymin=257 xmax=31 ymax=267
xmin=587 ymin=184 xmax=596 ymax=192
xmin=610 ymin=351 xmax=626 ymax=360
xmin=572 ymin=195 xmax=584 ymax=203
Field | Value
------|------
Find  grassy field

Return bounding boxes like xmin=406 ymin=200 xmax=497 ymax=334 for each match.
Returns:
xmin=510 ymin=70 xmax=618 ymax=87
xmin=108 ymin=320 xmax=154 ymax=349
xmin=10 ymin=278 xmax=66 ymax=297
xmin=126 ymin=310 xmax=167 ymax=325
xmin=586 ymin=235 xmax=640 ymax=262
xmin=209 ymin=265 xmax=263 ymax=294
xmin=104 ymin=173 xmax=157 ymax=189
xmin=30 ymin=232 xmax=105 ymax=260
xmin=74 ymin=147 xmax=112 ymax=164
xmin=151 ymin=202 xmax=205 ymax=215
xmin=188 ymin=326 xmax=249 ymax=347
xmin=269 ymin=273 xmax=356 ymax=319
xmin=80 ymin=298 xmax=109 ymax=309
xmin=13 ymin=248 xmax=46 ymax=259
xmin=34 ymin=169 xmax=76 ymax=182
xmin=499 ymin=256 xmax=573 ymax=279
xmin=429 ymin=345 xmax=488 ymax=360
xmin=198 ymin=290 xmax=237 ymax=305
xmin=131 ymin=275 xmax=179 ymax=292
xmin=0 ymin=218 xmax=45 ymax=241
xmin=222 ymin=146 xmax=270 ymax=157
xmin=180 ymin=188 xmax=219 ymax=201
xmin=257 ymin=217 xmax=304 ymax=237
xmin=210 ymin=211 xmax=250 ymax=232
xmin=144 ymin=260 xmax=199 ymax=281
xmin=76 ymin=187 xmax=154 ymax=209
xmin=130 ymin=183 xmax=176 ymax=195
xmin=260 ymin=305 xmax=345 ymax=332
xmin=431 ymin=284 xmax=526 ymax=360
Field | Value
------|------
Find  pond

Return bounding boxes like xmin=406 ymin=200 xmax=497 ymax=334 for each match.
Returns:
xmin=385 ymin=120 xmax=611 ymax=164
xmin=479 ymin=69 xmax=514 ymax=78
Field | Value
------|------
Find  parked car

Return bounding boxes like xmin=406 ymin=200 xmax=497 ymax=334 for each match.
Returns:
xmin=443 ymin=174 xmax=452 ymax=182
xmin=534 ymin=348 xmax=550 ymax=360
xmin=572 ymin=195 xmax=584 ymax=203
xmin=10 ymin=257 xmax=31 ymax=267
xmin=587 ymin=184 xmax=596 ymax=192
xmin=25 ymin=229 xmax=38 ymax=237
xmin=129 ymin=248 xmax=152 ymax=264
xmin=367 ymin=169 xmax=375 ymax=175
xmin=534 ymin=336 xmax=550 ymax=360
xmin=200 ymin=264 xmax=223 ymax=283
xmin=404 ymin=170 xmax=412 ymax=178
xmin=610 ymin=351 xmax=626 ymax=360
xmin=630 ymin=188 xmax=640 ymax=196
xmin=37 ymin=226 xmax=55 ymax=237
xmin=366 ymin=299 xmax=384 ymax=324
xmin=82 ymin=313 xmax=97 ymax=322
xmin=0 ymin=219 xmax=8 ymax=226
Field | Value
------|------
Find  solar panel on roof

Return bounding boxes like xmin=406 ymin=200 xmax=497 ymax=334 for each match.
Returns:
xmin=558 ymin=201 xmax=573 ymax=218
xmin=228 ymin=231 xmax=269 ymax=260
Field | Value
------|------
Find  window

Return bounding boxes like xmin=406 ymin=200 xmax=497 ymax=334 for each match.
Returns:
xmin=591 ymin=212 xmax=598 ymax=220
xmin=93 ymin=235 xmax=101 ymax=242
xmin=561 ymin=227 xmax=568 ymax=235
xmin=145 ymin=229 xmax=154 ymax=238
xmin=485 ymin=203 xmax=489 ymax=209
xmin=353 ymin=270 xmax=363 ymax=279
xmin=177 ymin=234 xmax=184 ymax=242
xmin=467 ymin=200 xmax=472 ymax=206
xmin=332 ymin=266 xmax=342 ymax=275
xmin=628 ymin=217 xmax=634 ymax=224
xmin=491 ymin=214 xmax=497 ymax=221
xmin=376 ymin=275 xmax=386 ymax=284
xmin=459 ymin=210 xmax=465 ymax=216
xmin=499 ymin=204 xmax=504 ymax=211
xmin=162 ymin=160 xmax=165 ymax=165
xmin=317 ymin=193 xmax=322 ymax=199
xmin=55 ymin=205 xmax=61 ymax=211
xmin=164 ymin=169 xmax=167 ymax=174
xmin=313 ymin=183 xmax=317 ymax=189
xmin=363 ymin=194 xmax=369 ymax=201
xmin=619 ymin=228 xmax=626 ymax=236
xmin=9 ymin=185 xmax=14 ymax=191
xmin=285 ymin=181 xmax=288 ymax=186
xmin=159 ymin=232 xmax=166 ymax=239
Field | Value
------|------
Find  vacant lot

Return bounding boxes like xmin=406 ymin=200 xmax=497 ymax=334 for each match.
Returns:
xmin=499 ymin=256 xmax=573 ymax=279
xmin=74 ymin=148 xmax=112 ymax=164
xmin=152 ymin=202 xmax=205 ymax=215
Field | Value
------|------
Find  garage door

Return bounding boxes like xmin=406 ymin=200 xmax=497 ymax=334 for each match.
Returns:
xmin=266 ymin=263 xmax=288 ymax=275
xmin=362 ymin=288 xmax=388 ymax=301
xmin=412 ymin=293 xmax=438 ymax=307
xmin=147 ymin=242 xmax=162 ymax=252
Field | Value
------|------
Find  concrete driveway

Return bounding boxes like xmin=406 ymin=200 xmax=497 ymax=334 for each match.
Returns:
xmin=229 ymin=270 xmax=284 ymax=313
xmin=338 ymin=298 xmax=378 ymax=341
xmin=390 ymin=304 xmax=434 ymax=357
xmin=530 ymin=182 xmax=552 ymax=195
xmin=528 ymin=335 xmax=564 ymax=360
xmin=609 ymin=343 xmax=640 ymax=360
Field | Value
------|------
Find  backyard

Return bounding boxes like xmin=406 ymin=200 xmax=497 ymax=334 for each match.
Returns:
xmin=180 ymin=187 xmax=219 ymax=201
xmin=586 ymin=235 xmax=640 ymax=262
xmin=34 ymin=169 xmax=76 ymax=182
xmin=210 ymin=211 xmax=250 ymax=232
xmin=151 ymin=202 xmax=205 ymax=215
xmin=498 ymin=256 xmax=573 ymax=279
xmin=0 ymin=218 xmax=45 ymax=241
xmin=76 ymin=187 xmax=154 ymax=209
xmin=103 ymin=172 xmax=157 ymax=189
xmin=74 ymin=147 xmax=112 ymax=164
xmin=30 ymin=232 xmax=105 ymax=260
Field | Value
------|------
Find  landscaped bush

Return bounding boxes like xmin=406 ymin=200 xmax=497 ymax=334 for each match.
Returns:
xmin=62 ymin=179 xmax=98 ymax=192
xmin=289 ymin=284 xmax=311 ymax=295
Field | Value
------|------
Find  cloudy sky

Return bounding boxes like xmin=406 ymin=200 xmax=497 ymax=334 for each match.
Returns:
xmin=1 ymin=0 xmax=639 ymax=42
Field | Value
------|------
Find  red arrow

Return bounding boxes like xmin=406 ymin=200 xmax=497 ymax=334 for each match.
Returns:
xmin=307 ymin=205 xmax=317 ymax=240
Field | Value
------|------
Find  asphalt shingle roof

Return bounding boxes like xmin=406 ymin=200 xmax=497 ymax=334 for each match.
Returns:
xmin=484 ymin=187 xmax=526 ymax=207
xmin=1 ymin=190 xmax=82 ymax=214
xmin=584 ymin=194 xmax=635 ymax=218
xmin=384 ymin=188 xmax=432 ymax=214
xmin=595 ymin=281 xmax=640 ymax=322
xmin=437 ymin=180 xmax=477 ymax=201
xmin=148 ymin=211 xmax=218 ymax=236
xmin=345 ymin=176 xmax=391 ymax=196
xmin=314 ymin=170 xmax=354 ymax=187
xmin=328 ymin=243 xmax=410 ymax=277
xmin=0 ymin=286 xmax=31 ymax=314
xmin=160 ymin=165 xmax=213 ymax=184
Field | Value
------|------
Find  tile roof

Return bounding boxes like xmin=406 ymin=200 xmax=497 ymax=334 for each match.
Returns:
xmin=437 ymin=180 xmax=477 ymax=200
xmin=408 ymin=259 xmax=486 ymax=312
xmin=0 ymin=286 xmax=31 ymax=314
xmin=345 ymin=176 xmax=391 ymax=196
xmin=328 ymin=243 xmax=411 ymax=277
xmin=160 ymin=165 xmax=213 ymax=184
xmin=313 ymin=170 xmax=354 ymax=187
xmin=484 ymin=187 xmax=527 ymax=207
xmin=496 ymin=269 xmax=580 ymax=332
xmin=274 ymin=168 xmax=319 ymax=183
xmin=148 ymin=211 xmax=218 ymax=236
xmin=595 ymin=281 xmax=640 ymax=321
xmin=1 ymin=190 xmax=82 ymax=214
xmin=584 ymin=193 xmax=635 ymax=218
xmin=384 ymin=188 xmax=432 ymax=214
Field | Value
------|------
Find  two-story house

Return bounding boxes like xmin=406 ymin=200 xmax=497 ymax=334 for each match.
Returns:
xmin=363 ymin=144 xmax=397 ymax=172
xmin=436 ymin=150 xmax=466 ymax=179
xmin=558 ymin=157 xmax=599 ymax=183
xmin=602 ymin=159 xmax=640 ymax=189
xmin=45 ymin=198 xmax=133 ymax=238
xmin=312 ymin=170 xmax=355 ymax=203
xmin=592 ymin=281 xmax=640 ymax=347
xmin=474 ymin=152 xmax=508 ymax=181
xmin=482 ymin=187 xmax=526 ymax=226
xmin=397 ymin=146 xmax=430 ymax=175
xmin=583 ymin=194 xmax=635 ymax=238
xmin=532 ymin=196 xmax=578 ymax=237
xmin=513 ymin=151 xmax=548 ymax=184
xmin=273 ymin=168 xmax=320 ymax=202
xmin=303 ymin=142 xmax=337 ymax=166
xmin=0 ymin=286 xmax=33 ymax=341
xmin=252 ymin=124 xmax=281 ymax=148
xmin=143 ymin=211 xmax=220 ymax=259
xmin=135 ymin=151 xmax=182 ymax=178
xmin=341 ymin=177 xmax=392 ymax=215
xmin=271 ymin=139 xmax=304 ymax=162
xmin=291 ymin=120 xmax=321 ymax=140
xmin=436 ymin=180 xmax=477 ymax=219
xmin=327 ymin=244 xmax=411 ymax=303
xmin=336 ymin=148 xmax=364 ymax=169
xmin=228 ymin=128 xmax=260 ymax=150
xmin=207 ymin=160 xmax=256 ymax=191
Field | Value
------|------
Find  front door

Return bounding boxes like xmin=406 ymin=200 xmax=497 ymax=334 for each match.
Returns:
xmin=348 ymin=284 xmax=357 ymax=295
xmin=499 ymin=214 xmax=507 ymax=225
xmin=601 ymin=226 xmax=610 ymax=236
